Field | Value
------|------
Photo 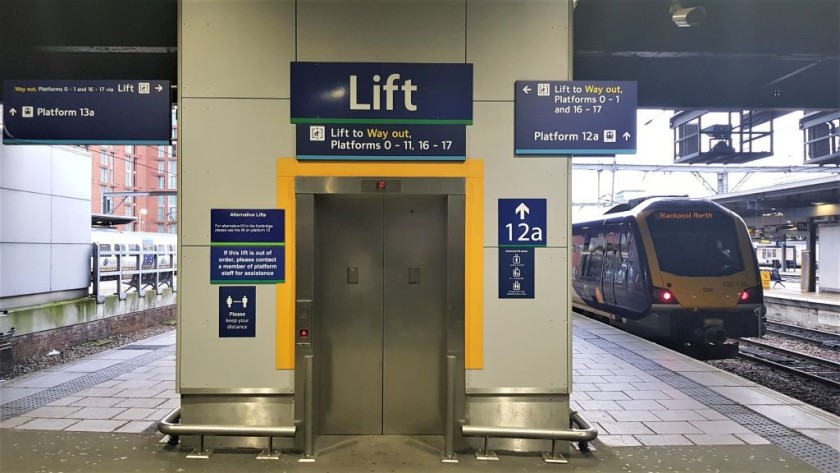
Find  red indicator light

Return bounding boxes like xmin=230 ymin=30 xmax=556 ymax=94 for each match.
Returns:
xmin=661 ymin=291 xmax=672 ymax=302
xmin=740 ymin=291 xmax=749 ymax=301
xmin=299 ymin=329 xmax=309 ymax=338
xmin=376 ymin=181 xmax=387 ymax=190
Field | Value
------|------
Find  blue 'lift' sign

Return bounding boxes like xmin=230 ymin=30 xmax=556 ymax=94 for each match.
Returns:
xmin=498 ymin=199 xmax=547 ymax=247
xmin=515 ymin=80 xmax=637 ymax=156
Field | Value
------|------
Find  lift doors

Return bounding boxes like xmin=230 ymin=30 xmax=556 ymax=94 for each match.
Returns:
xmin=295 ymin=178 xmax=465 ymax=436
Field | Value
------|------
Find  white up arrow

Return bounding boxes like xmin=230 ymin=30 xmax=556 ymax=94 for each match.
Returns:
xmin=9 ymin=108 xmax=17 ymax=116
xmin=515 ymin=203 xmax=530 ymax=220
xmin=522 ymin=85 xmax=531 ymax=94
xmin=623 ymin=131 xmax=632 ymax=141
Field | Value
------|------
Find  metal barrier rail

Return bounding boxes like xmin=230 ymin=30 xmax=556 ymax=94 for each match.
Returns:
xmin=443 ymin=354 xmax=597 ymax=464
xmin=91 ymin=243 xmax=177 ymax=303
xmin=158 ymin=408 xmax=296 ymax=460
xmin=158 ymin=355 xmax=311 ymax=461
xmin=461 ymin=412 xmax=597 ymax=463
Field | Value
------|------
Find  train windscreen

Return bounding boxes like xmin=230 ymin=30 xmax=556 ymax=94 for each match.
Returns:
xmin=645 ymin=209 xmax=744 ymax=277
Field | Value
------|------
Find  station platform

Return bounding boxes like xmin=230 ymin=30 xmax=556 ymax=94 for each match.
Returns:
xmin=1 ymin=316 xmax=838 ymax=472
xmin=762 ymin=284 xmax=840 ymax=331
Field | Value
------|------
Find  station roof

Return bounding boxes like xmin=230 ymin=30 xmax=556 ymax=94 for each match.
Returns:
xmin=710 ymin=175 xmax=840 ymax=214
xmin=1 ymin=0 xmax=838 ymax=109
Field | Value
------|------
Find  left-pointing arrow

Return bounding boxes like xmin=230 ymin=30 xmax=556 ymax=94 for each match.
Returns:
xmin=9 ymin=108 xmax=17 ymax=116
xmin=522 ymin=85 xmax=532 ymax=94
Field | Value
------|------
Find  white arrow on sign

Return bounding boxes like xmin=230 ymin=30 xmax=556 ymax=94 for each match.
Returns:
xmin=155 ymin=84 xmax=164 ymax=92
xmin=623 ymin=131 xmax=631 ymax=141
xmin=522 ymin=85 xmax=531 ymax=94
xmin=515 ymin=203 xmax=530 ymax=220
xmin=9 ymin=108 xmax=16 ymax=116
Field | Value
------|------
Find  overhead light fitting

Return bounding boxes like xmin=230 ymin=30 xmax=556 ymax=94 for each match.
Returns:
xmin=671 ymin=2 xmax=706 ymax=27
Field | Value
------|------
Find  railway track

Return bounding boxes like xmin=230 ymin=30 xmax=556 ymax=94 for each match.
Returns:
xmin=766 ymin=321 xmax=840 ymax=350
xmin=737 ymin=338 xmax=840 ymax=389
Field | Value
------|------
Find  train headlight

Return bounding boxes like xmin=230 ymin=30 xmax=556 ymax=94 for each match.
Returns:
xmin=653 ymin=287 xmax=679 ymax=304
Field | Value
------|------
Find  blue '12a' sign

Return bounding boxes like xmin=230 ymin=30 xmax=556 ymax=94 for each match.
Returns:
xmin=498 ymin=199 xmax=547 ymax=247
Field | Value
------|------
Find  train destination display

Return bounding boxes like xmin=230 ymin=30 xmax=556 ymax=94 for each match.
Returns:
xmin=2 ymin=80 xmax=171 ymax=145
xmin=290 ymin=62 xmax=472 ymax=160
xmin=210 ymin=209 xmax=285 ymax=284
xmin=515 ymin=80 xmax=637 ymax=156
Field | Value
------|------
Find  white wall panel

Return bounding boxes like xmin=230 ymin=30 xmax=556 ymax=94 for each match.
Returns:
xmin=182 ymin=0 xmax=295 ymax=99
xmin=51 ymin=147 xmax=92 ymax=200
xmin=467 ymin=247 xmax=569 ymax=390
xmin=180 ymin=98 xmax=294 ymax=246
xmin=51 ymin=197 xmax=92 ymax=244
xmin=50 ymin=244 xmax=91 ymax=292
xmin=818 ymin=225 xmax=840 ymax=292
xmin=0 ymin=189 xmax=51 ymax=243
xmin=467 ymin=0 xmax=569 ymax=101
xmin=0 ymin=145 xmax=51 ymax=194
xmin=0 ymin=243 xmax=51 ymax=297
xmin=297 ymin=0 xmax=465 ymax=62
xmin=470 ymin=102 xmax=569 ymax=247
xmin=178 ymin=246 xmax=292 ymax=391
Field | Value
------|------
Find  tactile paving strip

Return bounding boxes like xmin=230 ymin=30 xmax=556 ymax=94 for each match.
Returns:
xmin=577 ymin=327 xmax=839 ymax=473
xmin=0 ymin=345 xmax=175 ymax=421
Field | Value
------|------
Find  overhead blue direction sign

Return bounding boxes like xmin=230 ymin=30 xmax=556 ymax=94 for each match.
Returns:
xmin=3 ymin=80 xmax=171 ymax=145
xmin=514 ymin=80 xmax=637 ymax=156
xmin=498 ymin=199 xmax=547 ymax=247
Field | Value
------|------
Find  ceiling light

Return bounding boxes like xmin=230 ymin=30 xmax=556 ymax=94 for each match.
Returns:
xmin=671 ymin=2 xmax=706 ymax=27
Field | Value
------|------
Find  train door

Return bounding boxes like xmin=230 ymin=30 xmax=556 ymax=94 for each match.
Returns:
xmin=601 ymin=227 xmax=619 ymax=305
xmin=312 ymin=194 xmax=448 ymax=435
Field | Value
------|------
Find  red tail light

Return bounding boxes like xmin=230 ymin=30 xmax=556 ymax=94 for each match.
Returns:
xmin=653 ymin=287 xmax=679 ymax=304
xmin=738 ymin=286 xmax=763 ymax=304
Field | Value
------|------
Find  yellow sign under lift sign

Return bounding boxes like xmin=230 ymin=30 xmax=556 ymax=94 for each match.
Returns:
xmin=760 ymin=270 xmax=771 ymax=289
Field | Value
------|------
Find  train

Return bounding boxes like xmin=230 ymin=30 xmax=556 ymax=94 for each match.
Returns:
xmin=572 ymin=197 xmax=766 ymax=353
xmin=754 ymin=241 xmax=807 ymax=269
xmin=91 ymin=228 xmax=177 ymax=284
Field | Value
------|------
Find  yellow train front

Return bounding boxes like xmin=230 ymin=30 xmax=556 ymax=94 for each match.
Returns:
xmin=572 ymin=197 xmax=766 ymax=351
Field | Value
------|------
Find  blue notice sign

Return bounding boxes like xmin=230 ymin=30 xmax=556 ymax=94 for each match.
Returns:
xmin=514 ymin=80 xmax=637 ymax=156
xmin=291 ymin=62 xmax=472 ymax=125
xmin=296 ymin=124 xmax=465 ymax=160
xmin=499 ymin=248 xmax=534 ymax=299
xmin=219 ymin=286 xmax=256 ymax=337
xmin=211 ymin=209 xmax=285 ymax=284
xmin=498 ymin=199 xmax=547 ymax=247
xmin=3 ymin=80 xmax=171 ymax=145
xmin=211 ymin=209 xmax=284 ymax=243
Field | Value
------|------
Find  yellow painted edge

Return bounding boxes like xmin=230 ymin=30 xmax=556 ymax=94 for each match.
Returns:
xmin=275 ymin=158 xmax=484 ymax=370
xmin=276 ymin=176 xmax=296 ymax=369
xmin=465 ymin=174 xmax=484 ymax=369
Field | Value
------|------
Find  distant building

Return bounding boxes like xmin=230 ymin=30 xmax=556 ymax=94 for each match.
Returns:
xmin=90 ymin=144 xmax=177 ymax=233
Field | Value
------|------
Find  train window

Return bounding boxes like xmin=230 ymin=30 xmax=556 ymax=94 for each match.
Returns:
xmin=646 ymin=211 xmax=744 ymax=277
